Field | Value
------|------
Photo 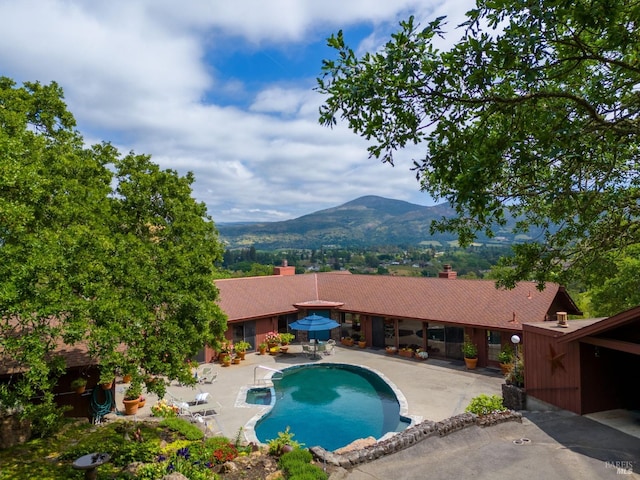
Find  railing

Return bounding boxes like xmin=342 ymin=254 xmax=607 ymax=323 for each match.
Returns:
xmin=253 ymin=365 xmax=283 ymax=385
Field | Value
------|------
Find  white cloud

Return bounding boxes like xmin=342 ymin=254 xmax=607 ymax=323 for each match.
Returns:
xmin=0 ymin=0 xmax=473 ymax=223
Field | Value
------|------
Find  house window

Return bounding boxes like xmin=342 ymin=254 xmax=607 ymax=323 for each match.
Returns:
xmin=487 ymin=330 xmax=501 ymax=362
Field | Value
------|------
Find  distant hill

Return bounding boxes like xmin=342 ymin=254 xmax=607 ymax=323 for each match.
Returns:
xmin=216 ymin=195 xmax=533 ymax=250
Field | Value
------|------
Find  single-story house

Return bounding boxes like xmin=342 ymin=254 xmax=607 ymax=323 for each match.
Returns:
xmin=210 ymin=264 xmax=582 ymax=370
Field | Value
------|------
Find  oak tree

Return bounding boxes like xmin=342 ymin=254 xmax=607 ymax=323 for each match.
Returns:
xmin=0 ymin=78 xmax=226 ymax=429
xmin=318 ymin=0 xmax=640 ymax=292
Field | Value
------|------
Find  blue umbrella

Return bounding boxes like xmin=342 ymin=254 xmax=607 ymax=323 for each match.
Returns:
xmin=289 ymin=314 xmax=340 ymax=358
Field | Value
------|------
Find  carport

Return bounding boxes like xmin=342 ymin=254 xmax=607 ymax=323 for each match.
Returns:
xmin=523 ymin=305 xmax=640 ymax=414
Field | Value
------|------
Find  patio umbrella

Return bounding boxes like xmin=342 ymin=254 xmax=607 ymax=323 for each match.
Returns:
xmin=289 ymin=314 xmax=340 ymax=358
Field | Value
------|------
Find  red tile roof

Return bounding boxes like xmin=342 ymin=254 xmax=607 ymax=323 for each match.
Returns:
xmin=215 ymin=273 xmax=580 ymax=330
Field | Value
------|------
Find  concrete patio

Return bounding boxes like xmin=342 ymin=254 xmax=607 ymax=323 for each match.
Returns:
xmin=110 ymin=344 xmax=640 ymax=479
xmin=113 ymin=343 xmax=505 ymax=441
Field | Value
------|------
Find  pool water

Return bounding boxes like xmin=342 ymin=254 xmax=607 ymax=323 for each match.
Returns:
xmin=246 ymin=387 xmax=272 ymax=405
xmin=254 ymin=364 xmax=409 ymax=451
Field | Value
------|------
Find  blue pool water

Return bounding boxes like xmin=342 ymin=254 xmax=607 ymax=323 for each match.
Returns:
xmin=254 ymin=363 xmax=409 ymax=451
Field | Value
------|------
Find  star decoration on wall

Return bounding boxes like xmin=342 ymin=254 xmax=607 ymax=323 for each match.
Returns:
xmin=547 ymin=345 xmax=566 ymax=375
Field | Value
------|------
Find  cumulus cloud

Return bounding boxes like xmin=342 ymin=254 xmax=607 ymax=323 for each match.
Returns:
xmin=0 ymin=0 xmax=474 ymax=223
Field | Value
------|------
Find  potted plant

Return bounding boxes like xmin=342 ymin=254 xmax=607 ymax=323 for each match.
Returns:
xmin=279 ymin=332 xmax=295 ymax=346
xmin=258 ymin=342 xmax=268 ymax=355
xmin=220 ymin=353 xmax=231 ymax=366
xmin=498 ymin=344 xmax=514 ymax=374
xmin=265 ymin=331 xmax=281 ymax=348
xmin=123 ymin=382 xmax=142 ymax=415
xmin=385 ymin=345 xmax=397 ymax=355
xmin=399 ymin=347 xmax=414 ymax=358
xmin=234 ymin=341 xmax=252 ymax=360
xmin=99 ymin=366 xmax=115 ymax=390
xmin=358 ymin=338 xmax=366 ymax=348
xmin=462 ymin=335 xmax=478 ymax=369
xmin=341 ymin=336 xmax=354 ymax=346
xmin=416 ymin=349 xmax=429 ymax=360
xmin=71 ymin=377 xmax=87 ymax=394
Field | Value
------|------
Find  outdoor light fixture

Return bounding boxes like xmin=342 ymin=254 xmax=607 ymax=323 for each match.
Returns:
xmin=511 ymin=335 xmax=521 ymax=380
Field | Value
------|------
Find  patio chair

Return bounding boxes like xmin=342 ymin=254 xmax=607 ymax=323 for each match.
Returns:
xmin=301 ymin=344 xmax=313 ymax=358
xmin=196 ymin=365 xmax=218 ymax=384
xmin=166 ymin=389 xmax=210 ymax=412
xmin=324 ymin=339 xmax=336 ymax=355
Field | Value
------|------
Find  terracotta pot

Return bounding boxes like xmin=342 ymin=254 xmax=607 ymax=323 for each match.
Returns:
xmin=464 ymin=357 xmax=478 ymax=370
xmin=238 ymin=351 xmax=246 ymax=360
xmin=385 ymin=347 xmax=397 ymax=355
xmin=259 ymin=347 xmax=267 ymax=355
xmin=75 ymin=385 xmax=86 ymax=395
xmin=101 ymin=381 xmax=113 ymax=390
xmin=499 ymin=363 xmax=511 ymax=375
xmin=138 ymin=398 xmax=146 ymax=408
xmin=232 ymin=357 xmax=241 ymax=364
xmin=122 ymin=374 xmax=132 ymax=384
xmin=358 ymin=341 xmax=366 ymax=348
xmin=123 ymin=397 xmax=140 ymax=415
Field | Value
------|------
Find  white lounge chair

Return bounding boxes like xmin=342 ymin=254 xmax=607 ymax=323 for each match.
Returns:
xmin=196 ymin=365 xmax=218 ymax=384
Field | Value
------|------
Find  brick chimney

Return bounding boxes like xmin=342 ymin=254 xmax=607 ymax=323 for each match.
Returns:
xmin=438 ymin=264 xmax=457 ymax=279
xmin=273 ymin=259 xmax=296 ymax=276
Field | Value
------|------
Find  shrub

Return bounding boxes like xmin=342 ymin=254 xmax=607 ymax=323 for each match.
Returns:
xmin=286 ymin=462 xmax=328 ymax=480
xmin=465 ymin=394 xmax=507 ymax=416
xmin=278 ymin=448 xmax=327 ymax=480
xmin=278 ymin=448 xmax=313 ymax=469
xmin=159 ymin=417 xmax=204 ymax=440
xmin=267 ymin=426 xmax=303 ymax=455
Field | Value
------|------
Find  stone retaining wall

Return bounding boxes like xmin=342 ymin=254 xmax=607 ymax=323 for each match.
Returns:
xmin=310 ymin=411 xmax=522 ymax=468
xmin=0 ymin=414 xmax=32 ymax=449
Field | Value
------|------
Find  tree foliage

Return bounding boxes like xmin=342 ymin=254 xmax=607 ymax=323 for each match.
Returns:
xmin=317 ymin=0 xmax=640 ymax=291
xmin=0 ymin=77 xmax=227 ymax=416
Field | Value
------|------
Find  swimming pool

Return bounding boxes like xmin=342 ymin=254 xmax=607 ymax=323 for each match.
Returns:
xmin=252 ymin=363 xmax=410 ymax=451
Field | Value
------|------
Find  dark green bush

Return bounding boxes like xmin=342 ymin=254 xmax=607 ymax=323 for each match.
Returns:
xmin=159 ymin=417 xmax=204 ymax=440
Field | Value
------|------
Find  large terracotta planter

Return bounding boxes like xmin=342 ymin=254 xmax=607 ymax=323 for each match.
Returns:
xmin=464 ymin=357 xmax=478 ymax=369
xmin=358 ymin=341 xmax=366 ymax=348
xmin=123 ymin=397 xmax=140 ymax=415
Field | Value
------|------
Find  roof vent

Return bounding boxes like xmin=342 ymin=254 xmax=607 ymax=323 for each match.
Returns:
xmin=557 ymin=312 xmax=568 ymax=328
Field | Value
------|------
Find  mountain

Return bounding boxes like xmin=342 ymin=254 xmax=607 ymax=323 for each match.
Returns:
xmin=216 ymin=195 xmax=530 ymax=249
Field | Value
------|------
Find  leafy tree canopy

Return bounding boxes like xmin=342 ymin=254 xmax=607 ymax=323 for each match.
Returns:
xmin=0 ymin=77 xmax=227 ymax=418
xmin=317 ymin=0 xmax=640 ymax=292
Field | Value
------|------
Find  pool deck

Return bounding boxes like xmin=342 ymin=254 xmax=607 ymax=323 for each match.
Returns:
xmin=114 ymin=344 xmax=504 ymax=439
xmin=113 ymin=345 xmax=640 ymax=479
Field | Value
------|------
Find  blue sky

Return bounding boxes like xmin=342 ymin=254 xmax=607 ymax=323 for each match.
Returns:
xmin=0 ymin=0 xmax=474 ymax=223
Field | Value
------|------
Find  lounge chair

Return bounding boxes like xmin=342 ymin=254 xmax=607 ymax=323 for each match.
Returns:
xmin=196 ymin=365 xmax=218 ymax=384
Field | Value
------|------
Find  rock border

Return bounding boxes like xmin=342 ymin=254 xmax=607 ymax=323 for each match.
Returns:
xmin=310 ymin=410 xmax=522 ymax=468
